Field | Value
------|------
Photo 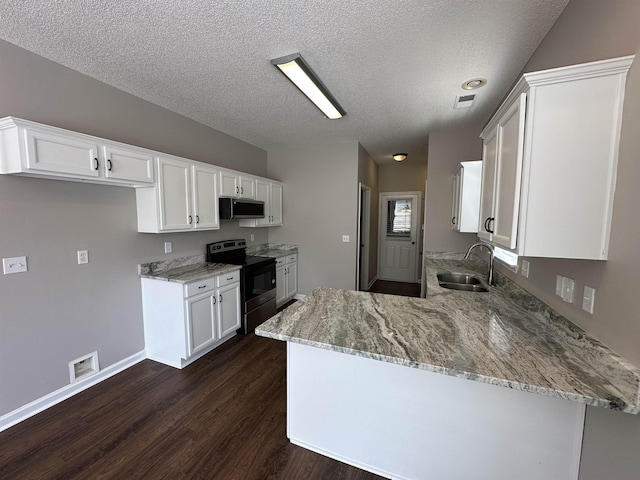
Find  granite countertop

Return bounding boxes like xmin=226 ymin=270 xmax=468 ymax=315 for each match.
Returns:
xmin=256 ymin=253 xmax=640 ymax=414
xmin=139 ymin=255 xmax=240 ymax=284
xmin=247 ymin=243 xmax=298 ymax=258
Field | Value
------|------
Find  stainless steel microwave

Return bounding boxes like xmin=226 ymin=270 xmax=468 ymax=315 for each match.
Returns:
xmin=219 ymin=198 xmax=265 ymax=219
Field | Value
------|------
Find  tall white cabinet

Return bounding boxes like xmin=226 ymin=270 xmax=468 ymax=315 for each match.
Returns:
xmin=479 ymin=55 xmax=634 ymax=259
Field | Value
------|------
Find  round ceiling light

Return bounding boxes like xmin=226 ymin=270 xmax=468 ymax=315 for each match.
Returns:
xmin=392 ymin=153 xmax=408 ymax=162
xmin=462 ymin=78 xmax=487 ymax=90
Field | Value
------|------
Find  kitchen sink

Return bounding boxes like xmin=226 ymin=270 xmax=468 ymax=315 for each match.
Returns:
xmin=437 ymin=272 xmax=488 ymax=292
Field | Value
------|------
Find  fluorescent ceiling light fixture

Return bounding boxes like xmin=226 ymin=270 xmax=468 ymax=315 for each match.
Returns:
xmin=271 ymin=53 xmax=346 ymax=120
xmin=393 ymin=153 xmax=408 ymax=162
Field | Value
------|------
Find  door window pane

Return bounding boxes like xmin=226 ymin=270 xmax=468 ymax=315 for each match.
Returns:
xmin=386 ymin=199 xmax=412 ymax=237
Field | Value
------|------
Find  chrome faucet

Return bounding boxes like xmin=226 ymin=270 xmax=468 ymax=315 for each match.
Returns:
xmin=464 ymin=242 xmax=495 ymax=286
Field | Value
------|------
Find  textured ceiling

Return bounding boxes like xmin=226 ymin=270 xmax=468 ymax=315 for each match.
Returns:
xmin=0 ymin=0 xmax=568 ymax=164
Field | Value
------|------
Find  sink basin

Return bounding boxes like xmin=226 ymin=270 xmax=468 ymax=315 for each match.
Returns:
xmin=437 ymin=272 xmax=488 ymax=292
xmin=438 ymin=282 xmax=489 ymax=292
xmin=437 ymin=272 xmax=482 ymax=285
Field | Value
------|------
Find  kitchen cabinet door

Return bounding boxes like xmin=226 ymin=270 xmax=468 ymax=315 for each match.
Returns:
xmin=270 ymin=182 xmax=283 ymax=226
xmin=491 ymin=93 xmax=526 ymax=250
xmin=192 ymin=164 xmax=219 ymax=230
xmin=451 ymin=173 xmax=460 ymax=230
xmin=186 ymin=292 xmax=217 ymax=356
xmin=254 ymin=179 xmax=271 ymax=226
xmin=478 ymin=128 xmax=497 ymax=242
xmin=286 ymin=261 xmax=298 ymax=299
xmin=101 ymin=143 xmax=154 ymax=184
xmin=24 ymin=126 xmax=100 ymax=177
xmin=217 ymin=281 xmax=241 ymax=338
xmin=276 ymin=264 xmax=287 ymax=306
xmin=157 ymin=157 xmax=193 ymax=231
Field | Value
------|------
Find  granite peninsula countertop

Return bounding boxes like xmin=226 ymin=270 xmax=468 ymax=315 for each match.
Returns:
xmin=256 ymin=253 xmax=640 ymax=414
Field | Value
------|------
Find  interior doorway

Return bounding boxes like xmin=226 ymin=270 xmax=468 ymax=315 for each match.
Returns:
xmin=356 ymin=183 xmax=371 ymax=291
xmin=378 ymin=191 xmax=421 ymax=283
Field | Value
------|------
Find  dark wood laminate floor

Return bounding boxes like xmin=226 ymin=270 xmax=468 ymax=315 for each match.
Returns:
xmin=0 ymin=334 xmax=384 ymax=480
xmin=367 ymin=280 xmax=421 ymax=297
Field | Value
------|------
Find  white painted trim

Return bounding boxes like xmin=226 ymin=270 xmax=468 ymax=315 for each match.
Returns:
xmin=367 ymin=276 xmax=378 ymax=291
xmin=293 ymin=293 xmax=306 ymax=301
xmin=0 ymin=350 xmax=146 ymax=433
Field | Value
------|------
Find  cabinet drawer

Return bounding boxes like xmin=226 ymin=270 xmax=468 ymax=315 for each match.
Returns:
xmin=286 ymin=254 xmax=297 ymax=264
xmin=217 ymin=270 xmax=240 ymax=287
xmin=185 ymin=278 xmax=216 ymax=297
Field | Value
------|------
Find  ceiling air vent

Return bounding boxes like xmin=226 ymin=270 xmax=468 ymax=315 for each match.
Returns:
xmin=454 ymin=94 xmax=476 ymax=109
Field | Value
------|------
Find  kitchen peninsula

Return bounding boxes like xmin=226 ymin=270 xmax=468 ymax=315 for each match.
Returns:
xmin=256 ymin=254 xmax=640 ymax=480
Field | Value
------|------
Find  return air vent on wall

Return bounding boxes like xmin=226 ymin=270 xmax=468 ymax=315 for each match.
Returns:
xmin=454 ymin=94 xmax=476 ymax=109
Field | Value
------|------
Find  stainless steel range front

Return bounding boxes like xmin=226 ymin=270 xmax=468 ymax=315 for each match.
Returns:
xmin=206 ymin=239 xmax=277 ymax=334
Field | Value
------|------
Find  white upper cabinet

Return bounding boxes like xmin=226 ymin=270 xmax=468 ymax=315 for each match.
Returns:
xmin=136 ymin=156 xmax=220 ymax=233
xmin=219 ymin=169 xmax=256 ymax=199
xmin=479 ymin=55 xmax=634 ymax=260
xmin=451 ymin=160 xmax=482 ymax=233
xmin=0 ymin=117 xmax=154 ymax=185
xmin=101 ymin=143 xmax=154 ymax=184
xmin=239 ymin=179 xmax=283 ymax=227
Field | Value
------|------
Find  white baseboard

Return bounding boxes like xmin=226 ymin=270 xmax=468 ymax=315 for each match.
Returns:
xmin=0 ymin=350 xmax=146 ymax=433
xmin=293 ymin=293 xmax=306 ymax=301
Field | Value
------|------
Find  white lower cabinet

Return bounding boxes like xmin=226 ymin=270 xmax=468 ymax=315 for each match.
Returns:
xmin=276 ymin=253 xmax=298 ymax=307
xmin=141 ymin=269 xmax=240 ymax=369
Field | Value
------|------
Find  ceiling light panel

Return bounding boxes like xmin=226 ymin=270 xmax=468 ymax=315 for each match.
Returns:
xmin=272 ymin=53 xmax=346 ymax=120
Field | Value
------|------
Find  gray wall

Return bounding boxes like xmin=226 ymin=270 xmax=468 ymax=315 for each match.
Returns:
xmin=0 ymin=41 xmax=268 ymax=416
xmin=424 ymin=126 xmax=483 ymax=252
xmin=357 ymin=144 xmax=379 ymax=288
xmin=267 ymin=142 xmax=359 ymax=294
xmin=489 ymin=1 xmax=640 ymax=478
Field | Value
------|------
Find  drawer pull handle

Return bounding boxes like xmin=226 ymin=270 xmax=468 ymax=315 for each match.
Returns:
xmin=198 ymin=285 xmax=207 ymax=289
xmin=226 ymin=277 xmax=234 ymax=280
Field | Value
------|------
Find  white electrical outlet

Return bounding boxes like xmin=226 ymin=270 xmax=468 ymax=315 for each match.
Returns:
xmin=561 ymin=277 xmax=575 ymax=303
xmin=164 ymin=242 xmax=172 ymax=254
xmin=521 ymin=260 xmax=530 ymax=278
xmin=342 ymin=235 xmax=350 ymax=243
xmin=77 ymin=250 xmax=89 ymax=264
xmin=555 ymin=275 xmax=564 ymax=296
xmin=2 ymin=256 xmax=28 ymax=274
xmin=250 ymin=234 xmax=255 ymax=242
xmin=582 ymin=286 xmax=596 ymax=314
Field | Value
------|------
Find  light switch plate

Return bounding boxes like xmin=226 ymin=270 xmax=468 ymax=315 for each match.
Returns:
xmin=562 ymin=277 xmax=575 ymax=303
xmin=164 ymin=242 xmax=172 ymax=254
xmin=582 ymin=286 xmax=596 ymax=314
xmin=555 ymin=275 xmax=564 ymax=296
xmin=3 ymin=256 xmax=28 ymax=274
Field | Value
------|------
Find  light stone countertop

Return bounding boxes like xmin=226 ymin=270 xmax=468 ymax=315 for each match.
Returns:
xmin=256 ymin=253 xmax=640 ymax=413
xmin=139 ymin=255 xmax=240 ymax=284
xmin=247 ymin=243 xmax=298 ymax=258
